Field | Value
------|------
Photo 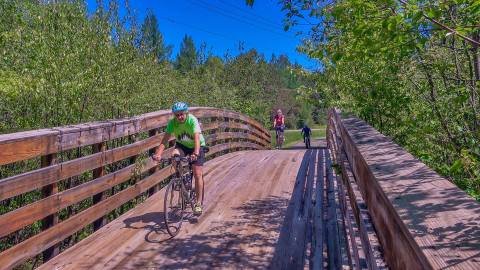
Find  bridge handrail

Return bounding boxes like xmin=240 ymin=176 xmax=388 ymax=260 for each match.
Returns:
xmin=0 ymin=107 xmax=271 ymax=269
xmin=327 ymin=108 xmax=480 ymax=270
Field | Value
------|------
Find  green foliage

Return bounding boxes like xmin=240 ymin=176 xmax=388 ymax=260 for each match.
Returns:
xmin=175 ymin=35 xmax=198 ymax=73
xmin=139 ymin=10 xmax=172 ymax=63
xmin=281 ymin=0 xmax=480 ymax=200
xmin=0 ymin=0 xmax=315 ymax=134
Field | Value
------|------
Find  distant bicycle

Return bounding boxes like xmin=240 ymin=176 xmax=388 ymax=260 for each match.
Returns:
xmin=275 ymin=125 xmax=285 ymax=149
xmin=301 ymin=124 xmax=312 ymax=149
xmin=160 ymin=154 xmax=205 ymax=237
xmin=304 ymin=136 xmax=311 ymax=149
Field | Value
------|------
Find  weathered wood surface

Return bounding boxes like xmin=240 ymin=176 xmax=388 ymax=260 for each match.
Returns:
xmin=329 ymin=109 xmax=480 ymax=270
xmin=37 ymin=141 xmax=347 ymax=270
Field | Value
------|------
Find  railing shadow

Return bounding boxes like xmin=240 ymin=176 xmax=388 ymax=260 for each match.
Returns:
xmin=268 ymin=149 xmax=314 ymax=269
xmin=123 ymin=211 xmax=171 ymax=243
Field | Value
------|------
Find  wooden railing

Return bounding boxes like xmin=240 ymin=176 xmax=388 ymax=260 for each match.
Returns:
xmin=327 ymin=108 xmax=480 ymax=270
xmin=0 ymin=107 xmax=271 ymax=269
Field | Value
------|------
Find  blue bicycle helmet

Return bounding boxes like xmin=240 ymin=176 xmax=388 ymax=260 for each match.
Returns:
xmin=172 ymin=102 xmax=189 ymax=112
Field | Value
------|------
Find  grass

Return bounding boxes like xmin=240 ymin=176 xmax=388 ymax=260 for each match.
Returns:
xmin=270 ymin=127 xmax=326 ymax=148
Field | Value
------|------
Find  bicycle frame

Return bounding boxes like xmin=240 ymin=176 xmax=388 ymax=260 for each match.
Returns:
xmin=304 ymin=135 xmax=311 ymax=149
xmin=161 ymin=155 xmax=196 ymax=237
xmin=170 ymin=156 xmax=195 ymax=204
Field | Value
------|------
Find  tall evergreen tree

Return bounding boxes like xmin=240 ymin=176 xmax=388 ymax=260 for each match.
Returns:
xmin=139 ymin=10 xmax=172 ymax=62
xmin=175 ymin=35 xmax=198 ymax=73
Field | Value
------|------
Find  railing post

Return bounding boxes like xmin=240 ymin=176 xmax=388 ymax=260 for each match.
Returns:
xmin=41 ymin=153 xmax=59 ymax=261
xmin=92 ymin=142 xmax=107 ymax=231
xmin=148 ymin=129 xmax=159 ymax=196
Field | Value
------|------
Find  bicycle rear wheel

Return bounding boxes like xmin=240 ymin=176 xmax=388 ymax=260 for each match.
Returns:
xmin=279 ymin=132 xmax=284 ymax=149
xmin=164 ymin=180 xmax=184 ymax=237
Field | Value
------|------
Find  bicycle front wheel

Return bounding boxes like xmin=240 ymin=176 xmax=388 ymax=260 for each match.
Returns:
xmin=164 ymin=180 xmax=184 ymax=237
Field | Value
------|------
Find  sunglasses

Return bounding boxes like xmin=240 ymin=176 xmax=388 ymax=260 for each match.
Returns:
xmin=174 ymin=112 xmax=187 ymax=117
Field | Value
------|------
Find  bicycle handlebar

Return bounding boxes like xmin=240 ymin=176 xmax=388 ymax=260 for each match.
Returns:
xmin=156 ymin=155 xmax=194 ymax=164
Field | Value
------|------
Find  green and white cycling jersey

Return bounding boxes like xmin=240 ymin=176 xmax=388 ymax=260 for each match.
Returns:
xmin=165 ymin=113 xmax=206 ymax=149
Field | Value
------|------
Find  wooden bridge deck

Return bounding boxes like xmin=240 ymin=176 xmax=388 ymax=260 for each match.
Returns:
xmin=40 ymin=140 xmax=350 ymax=269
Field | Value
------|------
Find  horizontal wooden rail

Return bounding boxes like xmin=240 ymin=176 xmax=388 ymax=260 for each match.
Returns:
xmin=327 ymin=108 xmax=480 ymax=270
xmin=0 ymin=107 xmax=270 ymax=269
xmin=0 ymin=107 xmax=269 ymax=166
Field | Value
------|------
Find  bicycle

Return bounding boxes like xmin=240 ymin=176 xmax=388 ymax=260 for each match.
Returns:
xmin=304 ymin=135 xmax=311 ymax=149
xmin=160 ymin=154 xmax=205 ymax=237
xmin=275 ymin=126 xmax=285 ymax=149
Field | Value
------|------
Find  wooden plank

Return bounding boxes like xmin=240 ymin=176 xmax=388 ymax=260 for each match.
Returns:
xmin=0 ymin=108 xmax=269 ymax=166
xmin=339 ymin=175 xmax=363 ymax=270
xmin=331 ymin=109 xmax=480 ymax=270
xmin=0 ymin=133 xmax=164 ymax=201
xmin=205 ymin=131 xmax=269 ymax=148
xmin=312 ymin=149 xmax=325 ymax=270
xmin=290 ymin=149 xmax=316 ymax=269
xmin=0 ymin=130 xmax=58 ymax=166
xmin=0 ymin=165 xmax=175 ymax=270
xmin=340 ymin=150 xmax=384 ymax=270
xmin=325 ymin=151 xmax=342 ymax=270
xmin=269 ymin=149 xmax=312 ymax=269
xmin=331 ymin=154 xmax=353 ymax=269
xmin=206 ymin=142 xmax=265 ymax=157
xmin=0 ymin=157 xmax=160 ymax=238
xmin=191 ymin=107 xmax=270 ymax=138
xmin=202 ymin=121 xmax=270 ymax=143
xmin=288 ymin=149 xmax=313 ymax=268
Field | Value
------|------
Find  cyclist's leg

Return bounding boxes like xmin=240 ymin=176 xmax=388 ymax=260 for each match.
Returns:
xmin=192 ymin=148 xmax=205 ymax=214
xmin=192 ymin=165 xmax=203 ymax=202
xmin=275 ymin=127 xmax=280 ymax=148
xmin=279 ymin=126 xmax=285 ymax=148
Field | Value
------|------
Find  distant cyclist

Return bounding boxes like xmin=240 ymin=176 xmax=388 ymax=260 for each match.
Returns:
xmin=301 ymin=124 xmax=312 ymax=147
xmin=273 ymin=109 xmax=285 ymax=149
xmin=152 ymin=102 xmax=206 ymax=215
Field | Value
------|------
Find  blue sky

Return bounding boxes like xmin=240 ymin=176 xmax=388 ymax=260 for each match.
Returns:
xmin=85 ymin=0 xmax=319 ymax=71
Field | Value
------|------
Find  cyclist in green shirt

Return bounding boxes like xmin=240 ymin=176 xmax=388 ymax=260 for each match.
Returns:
xmin=152 ymin=102 xmax=206 ymax=215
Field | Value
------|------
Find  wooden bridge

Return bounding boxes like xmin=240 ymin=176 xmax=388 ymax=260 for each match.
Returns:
xmin=0 ymin=108 xmax=479 ymax=269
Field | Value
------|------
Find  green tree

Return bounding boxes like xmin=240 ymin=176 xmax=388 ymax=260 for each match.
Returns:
xmin=276 ymin=0 xmax=480 ymax=200
xmin=139 ymin=10 xmax=172 ymax=62
xmin=175 ymin=35 xmax=198 ymax=73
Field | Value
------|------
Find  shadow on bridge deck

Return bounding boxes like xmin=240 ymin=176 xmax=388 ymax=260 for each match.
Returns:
xmin=40 ymin=140 xmax=357 ymax=270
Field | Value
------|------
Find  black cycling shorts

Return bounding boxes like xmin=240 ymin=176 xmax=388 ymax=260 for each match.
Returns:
xmin=175 ymin=143 xmax=206 ymax=166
